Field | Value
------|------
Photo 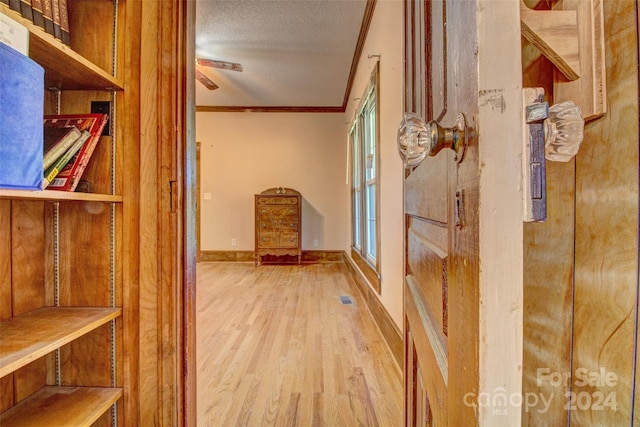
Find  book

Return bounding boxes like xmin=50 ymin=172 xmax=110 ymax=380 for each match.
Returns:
xmin=42 ymin=130 xmax=89 ymax=188
xmin=41 ymin=0 xmax=53 ymax=35
xmin=0 ymin=0 xmax=9 ymax=7
xmin=8 ymin=0 xmax=20 ymax=13
xmin=31 ymin=0 xmax=44 ymax=29
xmin=45 ymin=113 xmax=108 ymax=191
xmin=19 ymin=0 xmax=32 ymax=22
xmin=43 ymin=125 xmax=81 ymax=170
xmin=51 ymin=0 xmax=59 ymax=40
xmin=58 ymin=0 xmax=68 ymax=45
xmin=0 ymin=10 xmax=29 ymax=55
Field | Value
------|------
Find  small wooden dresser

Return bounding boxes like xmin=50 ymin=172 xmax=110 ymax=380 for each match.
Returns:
xmin=255 ymin=187 xmax=302 ymax=265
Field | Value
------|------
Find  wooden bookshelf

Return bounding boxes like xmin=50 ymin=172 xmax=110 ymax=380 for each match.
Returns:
xmin=0 ymin=307 xmax=122 ymax=377
xmin=0 ymin=386 xmax=123 ymax=426
xmin=0 ymin=0 xmax=188 ymax=422
xmin=0 ymin=189 xmax=122 ymax=202
xmin=0 ymin=4 xmax=123 ymax=91
xmin=0 ymin=0 xmax=132 ymax=422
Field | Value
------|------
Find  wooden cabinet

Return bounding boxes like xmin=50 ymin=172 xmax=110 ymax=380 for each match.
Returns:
xmin=0 ymin=2 xmax=135 ymax=425
xmin=255 ymin=188 xmax=302 ymax=265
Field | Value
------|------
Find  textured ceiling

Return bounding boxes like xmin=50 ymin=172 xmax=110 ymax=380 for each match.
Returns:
xmin=195 ymin=0 xmax=368 ymax=109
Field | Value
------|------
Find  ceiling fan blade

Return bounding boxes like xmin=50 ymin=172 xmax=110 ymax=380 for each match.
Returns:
xmin=195 ymin=69 xmax=219 ymax=90
xmin=196 ymin=58 xmax=243 ymax=72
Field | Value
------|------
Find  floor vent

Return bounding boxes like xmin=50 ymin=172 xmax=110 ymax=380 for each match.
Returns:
xmin=339 ymin=295 xmax=353 ymax=305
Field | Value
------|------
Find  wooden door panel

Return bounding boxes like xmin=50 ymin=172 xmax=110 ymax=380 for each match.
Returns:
xmin=404 ymin=0 xmax=481 ymax=425
xmin=404 ymin=153 xmax=450 ymax=224
xmin=407 ymin=219 xmax=448 ymax=339
xmin=428 ymin=0 xmax=447 ymax=121
xmin=406 ymin=282 xmax=448 ymax=425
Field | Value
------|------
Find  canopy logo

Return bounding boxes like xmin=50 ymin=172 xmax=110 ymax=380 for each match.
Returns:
xmin=463 ymin=367 xmax=619 ymax=415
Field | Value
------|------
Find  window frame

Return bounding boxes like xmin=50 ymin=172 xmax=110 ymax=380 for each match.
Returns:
xmin=349 ymin=62 xmax=381 ymax=293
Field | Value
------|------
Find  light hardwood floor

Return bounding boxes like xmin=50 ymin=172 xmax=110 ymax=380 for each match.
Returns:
xmin=196 ymin=262 xmax=403 ymax=426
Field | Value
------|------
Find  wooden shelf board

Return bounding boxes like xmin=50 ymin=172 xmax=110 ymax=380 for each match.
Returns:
xmin=0 ymin=386 xmax=122 ymax=426
xmin=0 ymin=189 xmax=122 ymax=202
xmin=0 ymin=5 xmax=123 ymax=91
xmin=0 ymin=307 xmax=122 ymax=378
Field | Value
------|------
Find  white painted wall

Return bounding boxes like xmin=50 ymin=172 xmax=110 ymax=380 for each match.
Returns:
xmin=196 ymin=0 xmax=405 ymax=329
xmin=343 ymin=0 xmax=405 ymax=328
xmin=196 ymin=112 xmax=348 ymax=252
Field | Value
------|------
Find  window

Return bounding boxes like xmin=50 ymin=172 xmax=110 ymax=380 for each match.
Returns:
xmin=349 ymin=63 xmax=380 ymax=292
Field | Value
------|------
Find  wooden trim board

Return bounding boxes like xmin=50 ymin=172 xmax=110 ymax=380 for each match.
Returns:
xmin=199 ymin=250 xmax=345 ymax=263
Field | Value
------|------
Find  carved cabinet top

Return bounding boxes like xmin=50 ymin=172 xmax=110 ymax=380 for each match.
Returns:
xmin=258 ymin=187 xmax=301 ymax=196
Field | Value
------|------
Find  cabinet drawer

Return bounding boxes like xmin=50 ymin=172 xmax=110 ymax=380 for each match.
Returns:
xmin=258 ymin=207 xmax=298 ymax=222
xmin=258 ymin=232 xmax=276 ymax=247
xmin=283 ymin=220 xmax=298 ymax=231
xmin=259 ymin=220 xmax=298 ymax=232
xmin=257 ymin=196 xmax=298 ymax=205
xmin=279 ymin=232 xmax=298 ymax=248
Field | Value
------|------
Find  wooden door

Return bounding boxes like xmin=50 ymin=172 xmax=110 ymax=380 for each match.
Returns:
xmin=402 ymin=1 xmax=524 ymax=426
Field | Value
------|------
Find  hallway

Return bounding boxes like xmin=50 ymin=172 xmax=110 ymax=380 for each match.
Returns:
xmin=196 ymin=262 xmax=403 ymax=426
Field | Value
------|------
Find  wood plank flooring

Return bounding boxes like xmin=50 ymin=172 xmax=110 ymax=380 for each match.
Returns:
xmin=196 ymin=262 xmax=403 ymax=426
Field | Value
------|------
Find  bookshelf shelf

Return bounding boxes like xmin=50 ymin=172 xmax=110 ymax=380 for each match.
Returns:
xmin=0 ymin=189 xmax=122 ymax=202
xmin=0 ymin=4 xmax=123 ymax=91
xmin=0 ymin=386 xmax=123 ymax=426
xmin=0 ymin=306 xmax=122 ymax=378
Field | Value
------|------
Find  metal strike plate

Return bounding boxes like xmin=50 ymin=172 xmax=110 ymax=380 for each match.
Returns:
xmin=522 ymin=88 xmax=547 ymax=222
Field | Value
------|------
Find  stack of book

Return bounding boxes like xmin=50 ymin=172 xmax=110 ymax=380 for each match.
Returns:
xmin=42 ymin=113 xmax=108 ymax=191
xmin=2 ymin=0 xmax=70 ymax=45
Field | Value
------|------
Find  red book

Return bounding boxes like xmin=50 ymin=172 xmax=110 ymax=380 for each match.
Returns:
xmin=44 ymin=113 xmax=109 ymax=191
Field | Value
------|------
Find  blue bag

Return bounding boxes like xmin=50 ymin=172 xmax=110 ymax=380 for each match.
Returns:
xmin=0 ymin=42 xmax=44 ymax=190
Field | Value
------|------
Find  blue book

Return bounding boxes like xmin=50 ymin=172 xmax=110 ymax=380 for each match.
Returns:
xmin=0 ymin=42 xmax=44 ymax=190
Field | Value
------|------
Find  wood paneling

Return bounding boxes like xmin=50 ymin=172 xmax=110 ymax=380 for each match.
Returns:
xmin=200 ymin=250 xmax=344 ymax=263
xmin=119 ymin=0 xmax=142 ymax=423
xmin=636 ymin=6 xmax=640 ymax=423
xmin=11 ymin=201 xmax=45 ymax=315
xmin=0 ymin=200 xmax=12 ymax=413
xmin=137 ymin=0 xmax=160 ymax=422
xmin=523 ymin=1 xmax=640 ymax=425
xmin=0 ymin=201 xmax=11 ymax=322
xmin=66 ymin=0 xmax=115 ymax=76
xmin=136 ymin=0 xmax=190 ymax=424
xmin=521 ymin=25 xmax=575 ymax=426
xmin=572 ymin=1 xmax=639 ymax=425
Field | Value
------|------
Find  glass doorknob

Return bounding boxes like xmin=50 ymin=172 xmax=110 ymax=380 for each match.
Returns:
xmin=397 ymin=112 xmax=467 ymax=168
xmin=544 ymin=101 xmax=584 ymax=162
